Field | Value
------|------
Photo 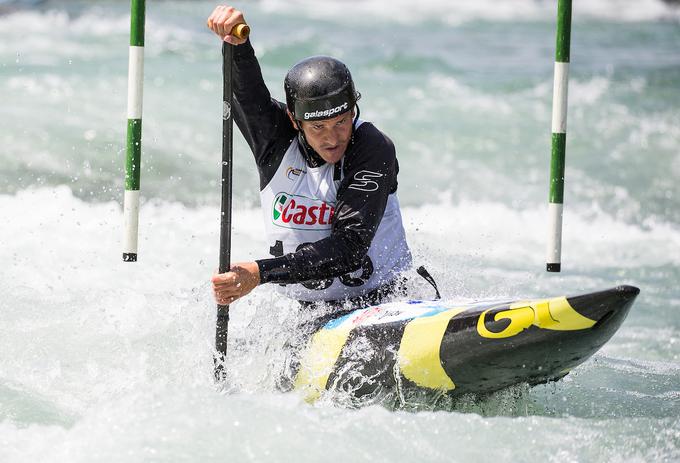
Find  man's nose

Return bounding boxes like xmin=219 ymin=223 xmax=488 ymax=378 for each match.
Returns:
xmin=323 ymin=129 xmax=339 ymax=145
xmin=329 ymin=126 xmax=346 ymax=143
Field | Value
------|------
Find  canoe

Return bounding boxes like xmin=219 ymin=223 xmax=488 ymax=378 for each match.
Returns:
xmin=293 ymin=285 xmax=640 ymax=402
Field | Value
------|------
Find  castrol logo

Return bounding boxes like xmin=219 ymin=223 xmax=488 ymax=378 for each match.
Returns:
xmin=272 ymin=192 xmax=335 ymax=230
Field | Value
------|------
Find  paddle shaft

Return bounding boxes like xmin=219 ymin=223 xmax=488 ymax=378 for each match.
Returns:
xmin=214 ymin=40 xmax=234 ymax=382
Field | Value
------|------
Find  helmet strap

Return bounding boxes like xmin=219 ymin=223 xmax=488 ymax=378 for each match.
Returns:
xmin=295 ymin=120 xmax=325 ymax=168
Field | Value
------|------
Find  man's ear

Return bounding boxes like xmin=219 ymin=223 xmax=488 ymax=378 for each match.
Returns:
xmin=286 ymin=110 xmax=299 ymax=131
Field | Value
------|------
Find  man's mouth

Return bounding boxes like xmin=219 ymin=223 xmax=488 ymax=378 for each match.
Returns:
xmin=324 ymin=145 xmax=339 ymax=152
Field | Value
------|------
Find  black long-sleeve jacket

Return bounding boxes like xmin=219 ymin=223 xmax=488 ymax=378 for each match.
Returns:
xmin=232 ymin=39 xmax=401 ymax=285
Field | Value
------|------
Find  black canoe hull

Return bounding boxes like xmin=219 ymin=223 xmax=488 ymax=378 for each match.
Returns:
xmin=293 ymin=286 xmax=639 ymax=402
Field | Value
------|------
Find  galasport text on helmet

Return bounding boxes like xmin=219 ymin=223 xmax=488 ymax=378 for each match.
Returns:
xmin=284 ymin=56 xmax=361 ymax=122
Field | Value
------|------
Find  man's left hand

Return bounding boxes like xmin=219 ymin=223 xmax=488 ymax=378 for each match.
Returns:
xmin=211 ymin=262 xmax=261 ymax=305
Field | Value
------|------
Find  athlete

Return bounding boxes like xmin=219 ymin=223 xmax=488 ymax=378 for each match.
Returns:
xmin=208 ymin=5 xmax=414 ymax=315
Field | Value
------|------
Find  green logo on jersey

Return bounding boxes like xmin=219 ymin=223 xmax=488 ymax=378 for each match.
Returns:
xmin=273 ymin=193 xmax=288 ymax=221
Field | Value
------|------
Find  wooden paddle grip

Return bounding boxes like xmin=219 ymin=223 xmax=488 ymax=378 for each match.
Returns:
xmin=231 ymin=23 xmax=250 ymax=39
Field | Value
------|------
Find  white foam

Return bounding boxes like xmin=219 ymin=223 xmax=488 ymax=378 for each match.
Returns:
xmin=0 ymin=186 xmax=677 ymax=461
xmin=405 ymin=197 xmax=680 ymax=269
xmin=1 ymin=186 xmax=677 ymax=307
xmin=7 ymin=74 xmax=75 ymax=101
xmin=0 ymin=186 xmax=265 ymax=296
xmin=0 ymin=7 xmax=199 ymax=62
xmin=426 ymin=75 xmax=514 ymax=115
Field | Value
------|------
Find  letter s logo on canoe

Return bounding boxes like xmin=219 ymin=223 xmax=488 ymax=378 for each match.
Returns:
xmin=348 ymin=170 xmax=383 ymax=192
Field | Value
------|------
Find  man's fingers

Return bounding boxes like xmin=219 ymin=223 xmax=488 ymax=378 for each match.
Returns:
xmin=207 ymin=5 xmax=246 ymax=41
xmin=207 ymin=7 xmax=218 ymax=27
xmin=211 ymin=261 xmax=259 ymax=305
xmin=220 ymin=7 xmax=241 ymax=32
xmin=206 ymin=7 xmax=215 ymax=28
xmin=207 ymin=6 xmax=224 ymax=35
xmin=207 ymin=5 xmax=225 ymax=32
xmin=215 ymin=283 xmax=239 ymax=294
xmin=214 ymin=283 xmax=243 ymax=297
xmin=216 ymin=295 xmax=237 ymax=305
xmin=211 ymin=272 xmax=237 ymax=284
xmin=216 ymin=291 xmax=239 ymax=302
xmin=215 ymin=7 xmax=235 ymax=37
xmin=216 ymin=294 xmax=237 ymax=305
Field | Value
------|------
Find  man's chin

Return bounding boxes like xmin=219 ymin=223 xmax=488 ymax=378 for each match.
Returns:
xmin=320 ymin=145 xmax=348 ymax=164
xmin=329 ymin=155 xmax=344 ymax=164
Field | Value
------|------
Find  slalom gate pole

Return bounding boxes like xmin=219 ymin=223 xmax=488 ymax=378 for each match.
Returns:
xmin=546 ymin=0 xmax=571 ymax=273
xmin=214 ymin=24 xmax=250 ymax=383
xmin=123 ymin=0 xmax=145 ymax=262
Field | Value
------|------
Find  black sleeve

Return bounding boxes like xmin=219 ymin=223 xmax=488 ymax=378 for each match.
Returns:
xmin=256 ymin=123 xmax=399 ymax=284
xmin=232 ymin=39 xmax=296 ymax=189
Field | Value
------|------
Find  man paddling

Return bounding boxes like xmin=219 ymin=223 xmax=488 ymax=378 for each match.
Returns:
xmin=208 ymin=5 xmax=412 ymax=315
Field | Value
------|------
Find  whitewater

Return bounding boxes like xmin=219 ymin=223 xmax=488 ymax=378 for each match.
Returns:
xmin=1 ymin=0 xmax=679 ymax=461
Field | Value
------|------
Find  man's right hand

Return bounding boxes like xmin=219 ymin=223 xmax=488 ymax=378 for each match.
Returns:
xmin=206 ymin=5 xmax=248 ymax=45
xmin=211 ymin=262 xmax=261 ymax=306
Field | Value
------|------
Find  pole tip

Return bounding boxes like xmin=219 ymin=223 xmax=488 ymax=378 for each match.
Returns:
xmin=547 ymin=263 xmax=561 ymax=272
xmin=123 ymin=253 xmax=138 ymax=262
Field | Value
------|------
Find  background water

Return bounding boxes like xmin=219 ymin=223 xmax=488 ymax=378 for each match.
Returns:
xmin=1 ymin=0 xmax=680 ymax=461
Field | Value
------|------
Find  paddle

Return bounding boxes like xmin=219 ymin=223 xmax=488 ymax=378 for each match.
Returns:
xmin=214 ymin=23 xmax=250 ymax=383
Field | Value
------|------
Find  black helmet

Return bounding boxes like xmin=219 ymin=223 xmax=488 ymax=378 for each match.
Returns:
xmin=284 ymin=56 xmax=360 ymax=122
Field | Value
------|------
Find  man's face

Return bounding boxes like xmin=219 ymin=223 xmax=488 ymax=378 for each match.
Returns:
xmin=290 ymin=110 xmax=354 ymax=164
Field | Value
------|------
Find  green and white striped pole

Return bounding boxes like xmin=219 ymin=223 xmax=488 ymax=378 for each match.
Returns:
xmin=547 ymin=0 xmax=571 ymax=273
xmin=123 ymin=0 xmax=145 ymax=262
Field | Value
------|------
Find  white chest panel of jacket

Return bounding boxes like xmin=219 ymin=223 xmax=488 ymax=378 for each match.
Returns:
xmin=260 ymin=124 xmax=412 ymax=302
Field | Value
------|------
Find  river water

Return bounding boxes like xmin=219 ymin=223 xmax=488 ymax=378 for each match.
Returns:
xmin=1 ymin=0 xmax=679 ymax=461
